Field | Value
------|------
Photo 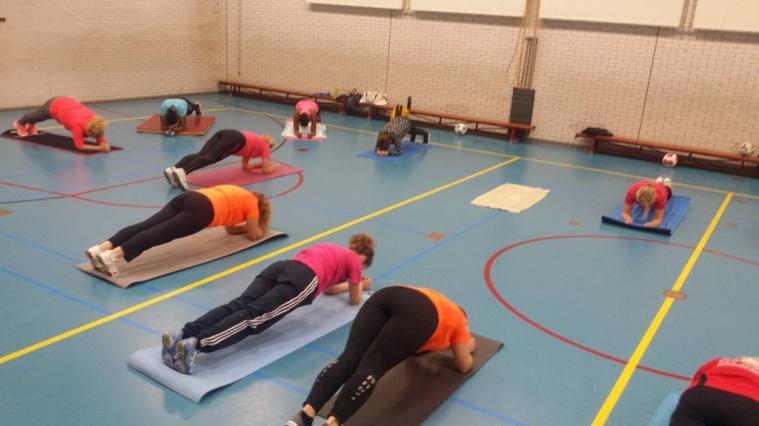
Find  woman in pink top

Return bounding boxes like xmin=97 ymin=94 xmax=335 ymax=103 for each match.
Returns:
xmin=163 ymin=129 xmax=278 ymax=190
xmin=621 ymin=177 xmax=674 ymax=228
xmin=293 ymin=99 xmax=321 ymax=139
xmin=161 ymin=234 xmax=375 ymax=375
xmin=14 ymin=96 xmax=110 ymax=152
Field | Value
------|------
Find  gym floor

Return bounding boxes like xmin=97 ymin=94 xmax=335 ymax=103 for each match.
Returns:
xmin=0 ymin=94 xmax=756 ymax=425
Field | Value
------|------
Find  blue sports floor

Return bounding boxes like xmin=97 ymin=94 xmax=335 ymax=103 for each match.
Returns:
xmin=0 ymin=94 xmax=756 ymax=425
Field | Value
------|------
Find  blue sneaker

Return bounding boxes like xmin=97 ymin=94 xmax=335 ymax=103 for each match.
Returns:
xmin=174 ymin=337 xmax=198 ymax=375
xmin=161 ymin=331 xmax=183 ymax=367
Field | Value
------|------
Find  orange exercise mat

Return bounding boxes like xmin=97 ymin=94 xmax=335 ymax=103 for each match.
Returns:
xmin=136 ymin=114 xmax=215 ymax=136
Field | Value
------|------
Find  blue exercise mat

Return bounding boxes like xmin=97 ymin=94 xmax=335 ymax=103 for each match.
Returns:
xmin=128 ymin=294 xmax=363 ymax=402
xmin=602 ymin=195 xmax=690 ymax=236
xmin=648 ymin=390 xmax=681 ymax=426
xmin=357 ymin=141 xmax=431 ymax=160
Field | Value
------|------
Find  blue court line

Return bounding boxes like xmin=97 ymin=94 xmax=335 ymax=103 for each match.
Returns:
xmin=0 ymin=266 xmax=161 ymax=337
xmin=0 ymin=230 xmax=81 ymax=263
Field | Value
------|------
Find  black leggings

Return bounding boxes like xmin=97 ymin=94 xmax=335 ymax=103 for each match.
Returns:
xmin=108 ymin=191 xmax=214 ymax=261
xmin=409 ymin=126 xmax=429 ymax=144
xmin=304 ymin=286 xmax=439 ymax=423
xmin=671 ymin=385 xmax=759 ymax=426
xmin=174 ymin=129 xmax=245 ymax=174
xmin=182 ymin=260 xmax=317 ymax=353
xmin=18 ymin=97 xmax=58 ymax=125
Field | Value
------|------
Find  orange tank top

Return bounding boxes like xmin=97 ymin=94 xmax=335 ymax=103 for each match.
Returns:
xmin=406 ymin=286 xmax=471 ymax=352
xmin=194 ymin=185 xmax=259 ymax=227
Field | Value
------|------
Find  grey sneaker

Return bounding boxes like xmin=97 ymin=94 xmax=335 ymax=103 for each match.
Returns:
xmin=285 ymin=411 xmax=313 ymax=426
xmin=162 ymin=330 xmax=183 ymax=367
xmin=174 ymin=337 xmax=198 ymax=375
xmin=163 ymin=167 xmax=178 ymax=188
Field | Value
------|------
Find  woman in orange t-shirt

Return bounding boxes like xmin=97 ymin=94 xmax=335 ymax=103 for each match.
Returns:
xmin=84 ymin=185 xmax=270 ymax=276
xmin=287 ymin=285 xmax=475 ymax=426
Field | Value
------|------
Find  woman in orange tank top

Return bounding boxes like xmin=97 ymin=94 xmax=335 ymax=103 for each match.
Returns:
xmin=84 ymin=185 xmax=270 ymax=277
xmin=287 ymin=285 xmax=475 ymax=426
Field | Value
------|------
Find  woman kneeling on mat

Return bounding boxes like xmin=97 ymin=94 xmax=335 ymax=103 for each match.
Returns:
xmin=164 ymin=129 xmax=277 ymax=190
xmin=374 ymin=116 xmax=428 ymax=157
xmin=159 ymin=97 xmax=202 ymax=135
xmin=85 ymin=184 xmax=270 ymax=276
xmin=13 ymin=96 xmax=110 ymax=152
xmin=670 ymin=356 xmax=759 ymax=425
xmin=293 ymin=99 xmax=321 ymax=139
xmin=287 ymin=285 xmax=475 ymax=426
xmin=621 ymin=177 xmax=673 ymax=228
xmin=161 ymin=234 xmax=375 ymax=375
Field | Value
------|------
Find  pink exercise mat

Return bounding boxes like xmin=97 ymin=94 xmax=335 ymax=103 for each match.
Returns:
xmin=187 ymin=163 xmax=302 ymax=187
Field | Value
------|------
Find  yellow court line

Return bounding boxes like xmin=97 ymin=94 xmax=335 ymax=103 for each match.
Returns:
xmin=590 ymin=192 xmax=733 ymax=425
xmin=0 ymin=157 xmax=519 ymax=365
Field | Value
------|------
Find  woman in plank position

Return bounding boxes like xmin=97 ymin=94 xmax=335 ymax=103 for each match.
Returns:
xmin=14 ymin=96 xmax=110 ymax=152
xmin=287 ymin=285 xmax=475 ymax=426
xmin=621 ymin=177 xmax=673 ymax=228
xmin=161 ymin=234 xmax=376 ymax=375
xmin=293 ymin=99 xmax=322 ymax=139
xmin=159 ymin=97 xmax=202 ymax=135
xmin=85 ymin=184 xmax=270 ymax=276
xmin=164 ymin=129 xmax=277 ymax=190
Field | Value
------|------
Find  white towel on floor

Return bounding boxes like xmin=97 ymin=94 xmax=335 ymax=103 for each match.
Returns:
xmin=471 ymin=183 xmax=550 ymax=213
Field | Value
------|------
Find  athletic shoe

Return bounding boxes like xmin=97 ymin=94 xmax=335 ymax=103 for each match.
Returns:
xmin=163 ymin=167 xmax=178 ymax=188
xmin=174 ymin=337 xmax=198 ymax=375
xmin=162 ymin=330 xmax=183 ymax=367
xmin=655 ymin=176 xmax=664 ymax=184
xmin=13 ymin=121 xmax=29 ymax=137
xmin=85 ymin=245 xmax=106 ymax=271
xmin=172 ymin=167 xmax=189 ymax=191
xmin=285 ymin=411 xmax=314 ymax=426
xmin=97 ymin=250 xmax=121 ymax=277
xmin=27 ymin=124 xmax=39 ymax=136
xmin=663 ymin=177 xmax=672 ymax=188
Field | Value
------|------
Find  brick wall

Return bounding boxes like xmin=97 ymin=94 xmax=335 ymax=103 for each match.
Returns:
xmin=0 ymin=0 xmax=226 ymax=109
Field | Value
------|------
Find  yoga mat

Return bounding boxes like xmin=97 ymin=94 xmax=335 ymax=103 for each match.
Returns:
xmin=76 ymin=228 xmax=287 ymax=288
xmin=602 ymin=195 xmax=691 ymax=236
xmin=1 ymin=129 xmax=122 ymax=154
xmin=136 ymin=114 xmax=216 ymax=136
xmin=357 ymin=141 xmax=431 ymax=160
xmin=647 ymin=390 xmax=681 ymax=426
xmin=187 ymin=163 xmax=302 ymax=188
xmin=282 ymin=120 xmax=326 ymax=141
xmin=318 ymin=334 xmax=503 ymax=426
xmin=128 ymin=294 xmax=364 ymax=403
xmin=471 ymin=183 xmax=550 ymax=213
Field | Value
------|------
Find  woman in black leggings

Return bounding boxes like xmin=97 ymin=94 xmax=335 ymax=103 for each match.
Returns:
xmin=287 ymin=286 xmax=475 ymax=426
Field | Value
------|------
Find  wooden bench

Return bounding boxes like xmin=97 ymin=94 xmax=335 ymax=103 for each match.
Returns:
xmin=576 ymin=132 xmax=759 ymax=177
xmin=219 ymin=80 xmax=535 ymax=142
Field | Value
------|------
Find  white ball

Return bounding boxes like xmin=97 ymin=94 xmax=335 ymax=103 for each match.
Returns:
xmin=738 ymin=142 xmax=755 ymax=157
xmin=662 ymin=152 xmax=678 ymax=167
xmin=454 ymin=123 xmax=468 ymax=135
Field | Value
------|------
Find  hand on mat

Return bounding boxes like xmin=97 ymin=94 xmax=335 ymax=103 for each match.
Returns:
xmin=468 ymin=337 xmax=477 ymax=354
xmin=621 ymin=212 xmax=633 ymax=224
xmin=644 ymin=220 xmax=661 ymax=228
xmin=360 ymin=276 xmax=372 ymax=291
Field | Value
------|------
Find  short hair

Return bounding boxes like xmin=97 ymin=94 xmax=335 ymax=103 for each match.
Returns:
xmin=165 ymin=106 xmax=180 ymax=125
xmin=298 ymin=113 xmax=310 ymax=127
xmin=375 ymin=132 xmax=393 ymax=152
xmin=86 ymin=116 xmax=107 ymax=137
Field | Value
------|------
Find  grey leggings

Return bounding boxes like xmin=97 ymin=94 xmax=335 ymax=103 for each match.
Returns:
xmin=18 ymin=97 xmax=59 ymax=125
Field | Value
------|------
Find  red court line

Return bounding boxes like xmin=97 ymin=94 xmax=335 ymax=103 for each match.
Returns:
xmin=483 ymin=234 xmax=758 ymax=382
xmin=272 ymin=171 xmax=304 ymax=198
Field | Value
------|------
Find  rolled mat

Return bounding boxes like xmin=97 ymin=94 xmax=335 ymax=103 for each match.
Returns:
xmin=128 ymin=293 xmax=364 ymax=402
xmin=357 ymin=141 xmax=431 ymax=160
xmin=317 ymin=334 xmax=503 ymax=426
xmin=136 ymin=114 xmax=216 ymax=136
xmin=187 ymin=163 xmax=302 ymax=188
xmin=602 ymin=195 xmax=690 ymax=236
xmin=76 ymin=228 xmax=287 ymax=288
xmin=1 ymin=129 xmax=122 ymax=154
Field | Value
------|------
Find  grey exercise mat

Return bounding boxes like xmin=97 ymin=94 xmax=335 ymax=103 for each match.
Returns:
xmin=318 ymin=334 xmax=503 ymax=426
xmin=76 ymin=227 xmax=287 ymax=288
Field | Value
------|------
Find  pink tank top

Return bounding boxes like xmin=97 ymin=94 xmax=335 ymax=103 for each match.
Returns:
xmin=295 ymin=100 xmax=319 ymax=116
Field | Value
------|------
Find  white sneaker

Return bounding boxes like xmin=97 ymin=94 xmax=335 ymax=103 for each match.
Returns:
xmin=163 ymin=167 xmax=178 ymax=188
xmin=663 ymin=177 xmax=672 ymax=187
xmin=97 ymin=250 xmax=121 ymax=276
xmin=85 ymin=245 xmax=105 ymax=271
xmin=655 ymin=177 xmax=664 ymax=184
xmin=173 ymin=167 xmax=189 ymax=191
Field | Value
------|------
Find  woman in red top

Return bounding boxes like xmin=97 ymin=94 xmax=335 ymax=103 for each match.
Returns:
xmin=287 ymin=285 xmax=475 ymax=426
xmin=84 ymin=185 xmax=270 ymax=276
xmin=621 ymin=177 xmax=673 ymax=228
xmin=292 ymin=99 xmax=321 ymax=139
xmin=671 ymin=357 xmax=759 ymax=425
xmin=163 ymin=129 xmax=278 ymax=190
xmin=14 ymin=96 xmax=111 ymax=152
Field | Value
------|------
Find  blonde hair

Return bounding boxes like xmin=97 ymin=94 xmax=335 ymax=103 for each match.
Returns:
xmin=349 ymin=233 xmax=375 ymax=267
xmin=635 ymin=184 xmax=657 ymax=217
xmin=252 ymin=191 xmax=271 ymax=232
xmin=262 ymin=134 xmax=275 ymax=148
xmin=86 ymin=116 xmax=107 ymax=137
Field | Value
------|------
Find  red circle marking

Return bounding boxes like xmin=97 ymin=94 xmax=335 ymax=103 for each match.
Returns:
xmin=484 ymin=234 xmax=758 ymax=382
